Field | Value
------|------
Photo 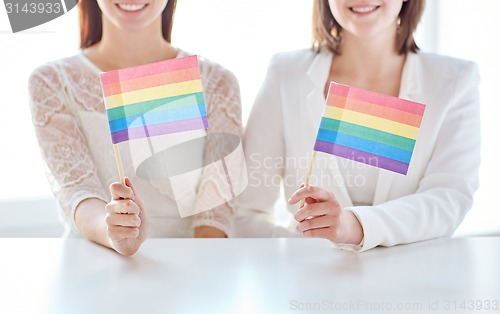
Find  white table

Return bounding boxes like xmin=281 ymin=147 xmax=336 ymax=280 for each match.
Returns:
xmin=1 ymin=237 xmax=499 ymax=314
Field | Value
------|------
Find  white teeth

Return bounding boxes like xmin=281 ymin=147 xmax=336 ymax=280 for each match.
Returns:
xmin=351 ymin=5 xmax=377 ymax=13
xmin=117 ymin=3 xmax=146 ymax=12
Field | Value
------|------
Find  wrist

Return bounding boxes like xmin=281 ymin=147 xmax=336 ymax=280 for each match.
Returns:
xmin=342 ymin=210 xmax=364 ymax=245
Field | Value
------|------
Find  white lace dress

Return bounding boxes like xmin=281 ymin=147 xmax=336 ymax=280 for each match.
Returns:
xmin=28 ymin=50 xmax=242 ymax=237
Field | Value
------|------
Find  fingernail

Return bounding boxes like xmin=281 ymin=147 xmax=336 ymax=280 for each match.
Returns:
xmin=288 ymin=198 xmax=293 ymax=204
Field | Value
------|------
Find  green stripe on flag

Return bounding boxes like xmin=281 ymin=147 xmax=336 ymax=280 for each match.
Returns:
xmin=319 ymin=118 xmax=416 ymax=152
xmin=107 ymin=92 xmax=205 ymax=121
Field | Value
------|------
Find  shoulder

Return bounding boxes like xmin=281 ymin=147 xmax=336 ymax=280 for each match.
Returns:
xmin=267 ymin=48 xmax=321 ymax=74
xmin=28 ymin=56 xmax=84 ymax=125
xmin=29 ymin=54 xmax=103 ymax=116
xmin=28 ymin=54 xmax=90 ymax=88
xmin=178 ymin=50 xmax=240 ymax=91
xmin=413 ymin=51 xmax=479 ymax=81
xmin=201 ymin=55 xmax=239 ymax=89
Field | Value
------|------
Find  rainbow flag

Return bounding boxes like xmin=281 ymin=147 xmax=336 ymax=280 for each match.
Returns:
xmin=99 ymin=55 xmax=208 ymax=144
xmin=314 ymin=82 xmax=426 ymax=175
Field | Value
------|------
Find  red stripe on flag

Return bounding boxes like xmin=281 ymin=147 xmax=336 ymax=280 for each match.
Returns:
xmin=328 ymin=82 xmax=425 ymax=116
xmin=100 ymin=55 xmax=199 ymax=86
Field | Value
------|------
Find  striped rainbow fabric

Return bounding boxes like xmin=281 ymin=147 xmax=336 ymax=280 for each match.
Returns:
xmin=99 ymin=55 xmax=208 ymax=144
xmin=314 ymin=82 xmax=426 ymax=175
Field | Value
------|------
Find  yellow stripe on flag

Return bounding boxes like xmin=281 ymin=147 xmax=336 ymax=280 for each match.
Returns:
xmin=323 ymin=106 xmax=420 ymax=140
xmin=104 ymin=79 xmax=203 ymax=108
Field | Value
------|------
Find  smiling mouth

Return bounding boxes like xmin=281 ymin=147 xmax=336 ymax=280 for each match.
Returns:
xmin=350 ymin=5 xmax=380 ymax=14
xmin=116 ymin=3 xmax=148 ymax=12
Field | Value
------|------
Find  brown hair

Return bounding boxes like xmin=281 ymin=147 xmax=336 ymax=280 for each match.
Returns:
xmin=312 ymin=0 xmax=425 ymax=55
xmin=79 ymin=0 xmax=177 ymax=49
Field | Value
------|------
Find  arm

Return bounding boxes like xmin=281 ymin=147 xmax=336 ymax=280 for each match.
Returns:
xmin=286 ymin=62 xmax=480 ymax=251
xmin=76 ymin=178 xmax=147 ymax=256
xmin=192 ymin=66 xmax=243 ymax=237
xmin=347 ymin=62 xmax=481 ymax=251
xmin=28 ymin=64 xmax=109 ymax=236
xmin=28 ymin=65 xmax=145 ymax=255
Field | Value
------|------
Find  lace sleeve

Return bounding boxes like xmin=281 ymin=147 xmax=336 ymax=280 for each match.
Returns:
xmin=28 ymin=64 xmax=108 ymax=231
xmin=192 ymin=65 xmax=243 ymax=235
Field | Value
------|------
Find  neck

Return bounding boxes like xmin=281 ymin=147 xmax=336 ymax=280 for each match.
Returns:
xmin=333 ymin=30 xmax=405 ymax=83
xmin=85 ymin=17 xmax=177 ymax=71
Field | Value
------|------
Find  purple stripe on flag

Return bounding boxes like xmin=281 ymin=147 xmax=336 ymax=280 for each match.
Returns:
xmin=111 ymin=116 xmax=208 ymax=144
xmin=314 ymin=140 xmax=410 ymax=175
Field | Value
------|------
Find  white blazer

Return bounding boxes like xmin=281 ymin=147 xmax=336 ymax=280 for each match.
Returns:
xmin=233 ymin=48 xmax=481 ymax=252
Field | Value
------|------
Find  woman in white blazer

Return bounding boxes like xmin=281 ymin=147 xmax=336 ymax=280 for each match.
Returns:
xmin=234 ymin=0 xmax=480 ymax=252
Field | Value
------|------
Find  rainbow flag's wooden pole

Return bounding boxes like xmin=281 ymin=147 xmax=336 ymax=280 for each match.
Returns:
xmin=113 ymin=144 xmax=125 ymax=185
xmin=299 ymin=151 xmax=317 ymax=208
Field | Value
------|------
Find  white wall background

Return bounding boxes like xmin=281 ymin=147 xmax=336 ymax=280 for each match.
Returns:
xmin=0 ymin=0 xmax=498 ymax=236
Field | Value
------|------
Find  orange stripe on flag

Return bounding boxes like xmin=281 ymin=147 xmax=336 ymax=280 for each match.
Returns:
xmin=102 ymin=67 xmax=201 ymax=97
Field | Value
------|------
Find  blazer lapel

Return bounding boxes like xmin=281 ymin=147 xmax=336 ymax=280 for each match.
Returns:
xmin=304 ymin=49 xmax=332 ymax=130
xmin=373 ymin=52 xmax=423 ymax=205
xmin=302 ymin=50 xmax=354 ymax=208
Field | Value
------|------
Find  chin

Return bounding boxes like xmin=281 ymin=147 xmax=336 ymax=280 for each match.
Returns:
xmin=112 ymin=17 xmax=157 ymax=32
xmin=349 ymin=26 xmax=393 ymax=40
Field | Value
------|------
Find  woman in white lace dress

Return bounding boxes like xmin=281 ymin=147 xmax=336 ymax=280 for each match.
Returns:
xmin=28 ymin=0 xmax=242 ymax=255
